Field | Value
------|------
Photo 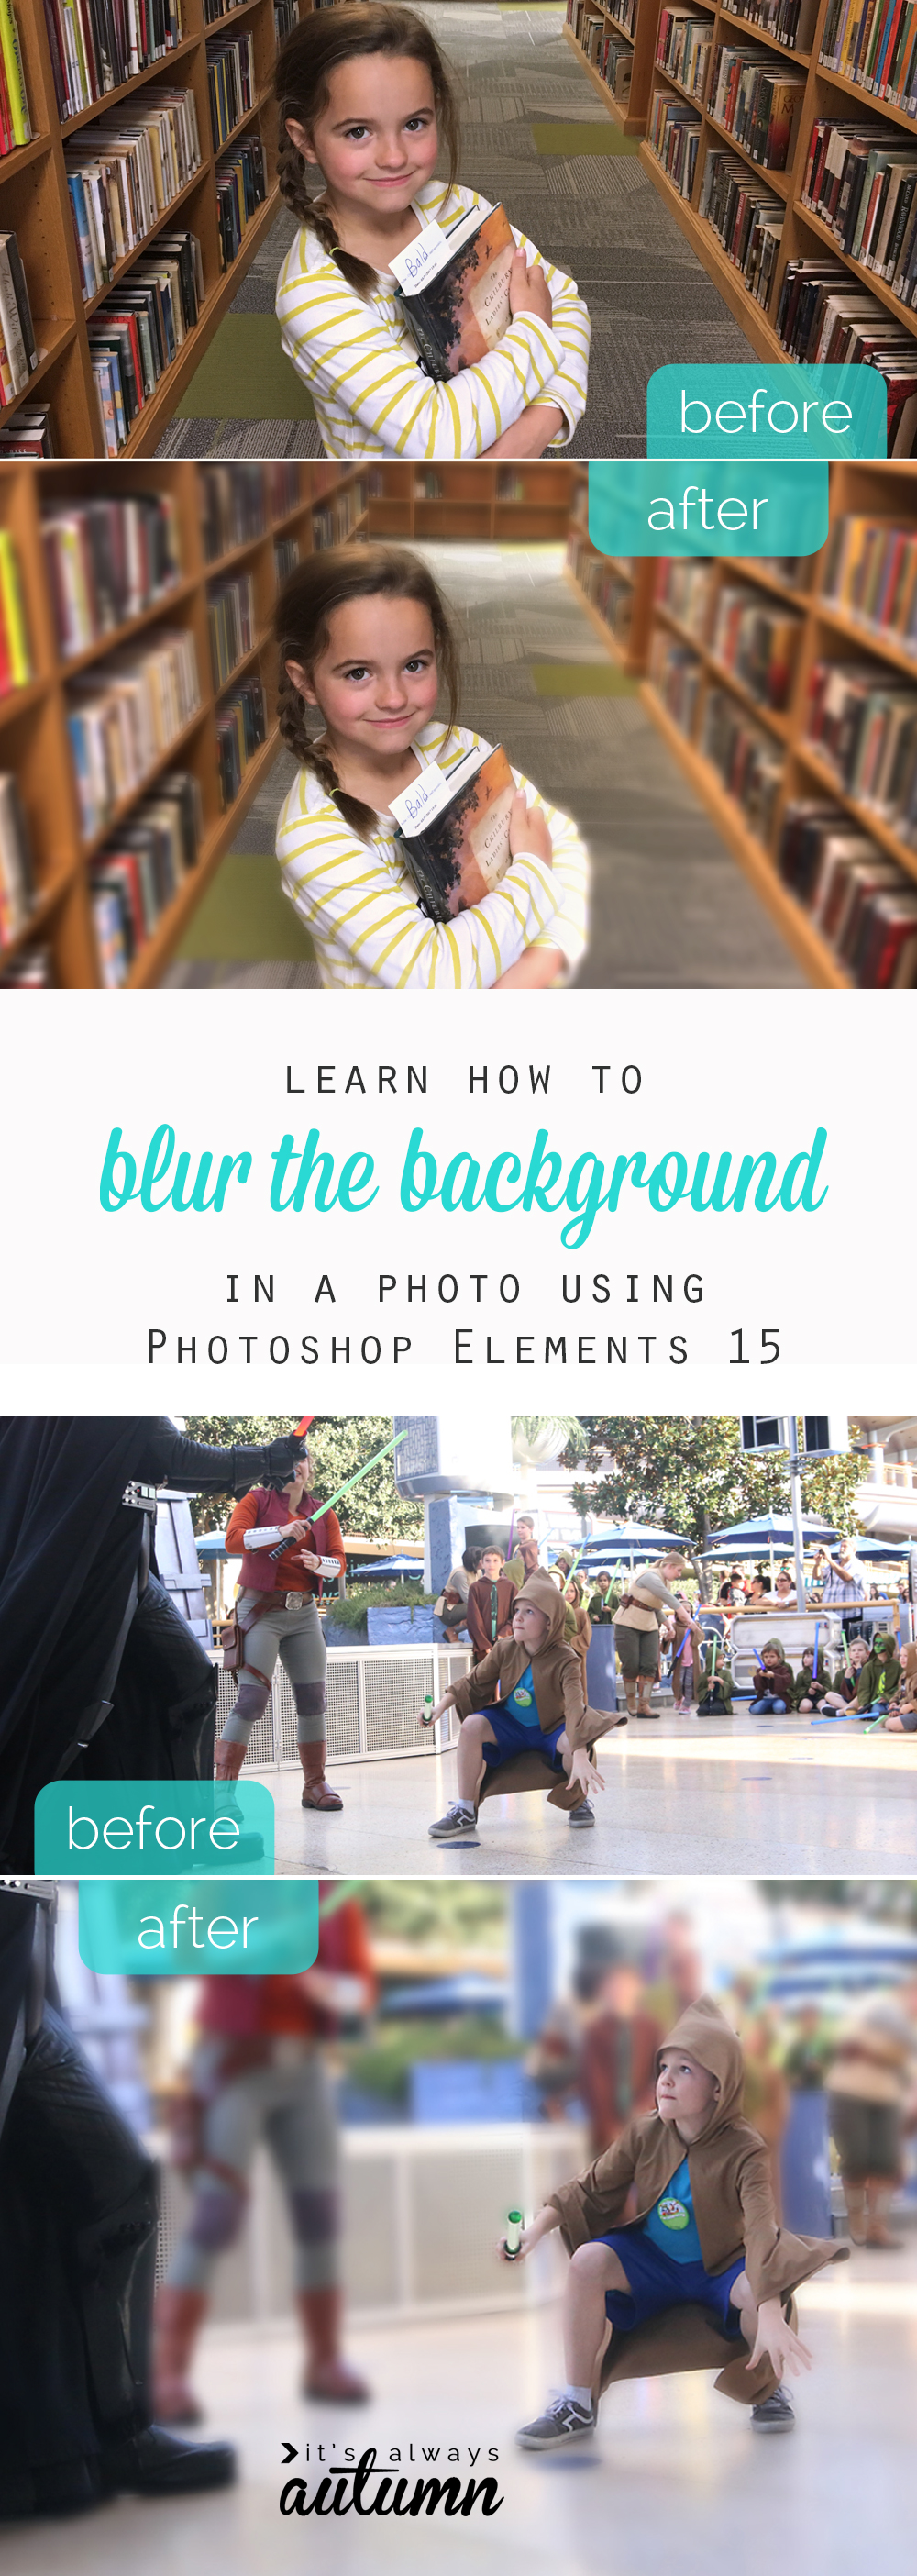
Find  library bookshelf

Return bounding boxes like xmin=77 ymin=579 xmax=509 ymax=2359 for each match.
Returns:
xmin=2 ymin=0 xmax=309 ymax=458
xmin=3 ymin=456 xmax=576 ymax=987
xmin=565 ymin=459 xmax=917 ymax=985
xmin=566 ymin=0 xmax=917 ymax=372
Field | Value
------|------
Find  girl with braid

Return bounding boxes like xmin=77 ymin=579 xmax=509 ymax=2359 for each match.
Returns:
xmin=272 ymin=5 xmax=591 ymax=459
xmin=273 ymin=543 xmax=589 ymax=988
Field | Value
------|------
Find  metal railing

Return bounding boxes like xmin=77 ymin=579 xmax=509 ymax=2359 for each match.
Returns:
xmin=215 ymin=1641 xmax=472 ymax=1770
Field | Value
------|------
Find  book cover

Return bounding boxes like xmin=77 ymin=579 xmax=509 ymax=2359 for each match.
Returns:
xmin=392 ymin=202 xmax=516 ymax=380
xmin=391 ymin=743 xmax=518 ymax=920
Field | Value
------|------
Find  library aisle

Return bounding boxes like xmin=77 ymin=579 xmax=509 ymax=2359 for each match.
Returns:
xmin=163 ymin=535 xmax=803 ymax=986
xmin=155 ymin=0 xmax=755 ymax=461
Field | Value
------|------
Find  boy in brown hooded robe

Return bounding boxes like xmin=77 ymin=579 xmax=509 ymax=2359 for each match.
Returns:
xmin=504 ymin=1994 xmax=845 ymax=2448
xmin=422 ymin=1573 xmax=611 ymax=1846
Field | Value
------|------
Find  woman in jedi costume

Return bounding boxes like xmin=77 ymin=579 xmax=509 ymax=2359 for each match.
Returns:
xmin=0 ymin=1417 xmax=307 ymax=1870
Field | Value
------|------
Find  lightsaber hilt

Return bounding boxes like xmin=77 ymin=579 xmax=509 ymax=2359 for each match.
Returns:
xmin=503 ymin=2211 xmax=523 ymax=2260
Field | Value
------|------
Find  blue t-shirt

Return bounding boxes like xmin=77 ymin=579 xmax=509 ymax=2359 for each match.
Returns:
xmin=503 ymin=1663 xmax=538 ymax=1727
xmin=641 ymin=2157 xmax=702 ymax=2263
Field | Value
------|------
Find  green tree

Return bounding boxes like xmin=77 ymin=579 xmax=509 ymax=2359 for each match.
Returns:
xmin=182 ymin=1416 xmax=424 ymax=1542
xmin=561 ymin=1416 xmax=863 ymax=1592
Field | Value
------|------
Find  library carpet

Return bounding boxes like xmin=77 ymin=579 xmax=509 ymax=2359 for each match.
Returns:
xmin=163 ymin=543 xmax=804 ymax=988
xmin=154 ymin=0 xmax=755 ymax=461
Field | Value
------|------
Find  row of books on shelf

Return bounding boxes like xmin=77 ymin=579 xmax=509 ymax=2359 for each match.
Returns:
xmin=43 ymin=0 xmax=182 ymax=123
xmin=648 ymin=92 xmax=701 ymax=195
xmin=779 ymin=800 xmax=917 ymax=982
xmin=0 ymin=402 xmax=54 ymax=454
xmin=699 ymin=146 xmax=784 ymax=301
xmin=65 ymin=90 xmax=203 ymax=302
xmin=819 ymin=0 xmax=917 ymax=109
xmin=0 ymin=768 xmax=34 ymax=945
xmin=566 ymin=531 xmax=634 ymax=647
xmin=709 ymin=41 xmax=804 ymax=167
xmin=40 ymin=490 xmax=182 ymax=656
xmin=273 ymin=0 xmax=296 ymax=34
xmin=90 ymin=768 xmax=200 ymax=983
xmin=0 ymin=233 xmax=39 ymax=409
xmin=701 ymin=683 xmax=784 ymax=837
xmin=776 ymin=260 xmax=917 ymax=453
xmin=313 ymin=473 xmax=381 ymax=547
xmin=273 ymin=531 xmax=299 ymax=583
xmin=648 ymin=628 xmax=704 ymax=731
xmin=0 ymin=943 xmax=51 ymax=983
xmin=656 ymin=11 xmax=711 ymax=101
xmin=576 ymin=11 xmax=634 ymax=96
xmin=0 ymin=0 xmax=30 ymax=151
xmin=821 ymin=514 xmax=917 ymax=656
xmin=215 ymin=671 xmax=266 ymax=809
xmin=66 ymin=624 xmax=201 ymax=839
xmin=567 ymin=0 xmax=637 ymax=39
xmin=719 ymin=0 xmax=818 ymax=54
xmin=90 ymin=229 xmax=203 ymax=453
xmin=206 ymin=28 xmax=255 ymax=149
xmin=200 ymin=461 xmax=299 ymax=558
xmin=656 ymin=558 xmax=802 ymax=706
xmin=216 ymin=132 xmax=266 ymax=267
xmin=801 ymin=122 xmax=917 ymax=305
xmin=207 ymin=566 xmax=255 ymax=687
xmin=805 ymin=657 xmax=917 ymax=847
xmin=0 ymin=526 xmax=29 ymax=692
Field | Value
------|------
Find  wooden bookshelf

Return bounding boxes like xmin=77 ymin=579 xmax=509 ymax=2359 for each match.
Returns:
xmin=2 ymin=0 xmax=311 ymax=458
xmin=563 ymin=464 xmax=657 ymax=665
xmin=564 ymin=458 xmax=917 ymax=985
xmin=1 ymin=457 xmax=579 ymax=985
xmin=562 ymin=0 xmax=659 ymax=134
xmin=568 ymin=0 xmax=917 ymax=371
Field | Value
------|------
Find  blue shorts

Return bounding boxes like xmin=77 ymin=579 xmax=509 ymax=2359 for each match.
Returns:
xmin=479 ymin=1705 xmax=565 ymax=1771
xmin=598 ymin=2228 xmax=746 ymax=2337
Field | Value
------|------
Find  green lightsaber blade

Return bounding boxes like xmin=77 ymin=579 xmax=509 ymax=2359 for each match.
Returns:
xmin=316 ymin=1428 xmax=410 ymax=1520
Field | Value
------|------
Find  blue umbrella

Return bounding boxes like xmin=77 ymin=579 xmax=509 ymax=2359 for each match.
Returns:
xmin=578 ymin=1523 xmax=692 ymax=1564
xmin=706 ymin=1513 xmax=839 ymax=1550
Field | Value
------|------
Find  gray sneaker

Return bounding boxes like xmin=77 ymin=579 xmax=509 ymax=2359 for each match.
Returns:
xmin=569 ymin=1800 xmax=595 ymax=1828
xmin=751 ymin=2385 xmax=795 ymax=2433
xmin=428 ymin=1803 xmax=479 ymax=1845
xmin=516 ymin=2393 xmax=595 ymax=2451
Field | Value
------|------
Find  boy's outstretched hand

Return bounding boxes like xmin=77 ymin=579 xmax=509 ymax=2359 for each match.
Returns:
xmin=569 ymin=1746 xmax=605 ymax=1799
xmin=746 ymin=2298 xmax=813 ymax=2382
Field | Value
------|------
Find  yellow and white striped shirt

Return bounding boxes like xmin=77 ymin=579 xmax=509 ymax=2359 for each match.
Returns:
xmin=276 ymin=720 xmax=590 ymax=989
xmin=275 ymin=180 xmax=591 ymax=460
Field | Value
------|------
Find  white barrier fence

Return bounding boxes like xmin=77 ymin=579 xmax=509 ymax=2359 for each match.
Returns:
xmin=215 ymin=1642 xmax=471 ymax=1770
xmin=157 ymin=2119 xmax=580 ymax=2326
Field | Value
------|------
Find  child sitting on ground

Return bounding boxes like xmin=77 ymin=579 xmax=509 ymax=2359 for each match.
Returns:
xmin=748 ymin=1640 xmax=795 ymax=1715
xmin=881 ymin=1642 xmax=917 ymax=1732
xmin=853 ymin=1631 xmax=901 ymax=1715
xmin=505 ymin=1995 xmax=845 ymax=2449
xmin=273 ymin=4 xmax=590 ymax=459
xmin=696 ymin=1642 xmax=733 ymax=1715
xmin=422 ymin=1573 xmax=609 ymax=1845
xmin=792 ymin=1647 xmax=834 ymax=1714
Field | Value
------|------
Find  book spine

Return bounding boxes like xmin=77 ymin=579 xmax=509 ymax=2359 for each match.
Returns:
xmin=0 ymin=0 xmax=29 ymax=144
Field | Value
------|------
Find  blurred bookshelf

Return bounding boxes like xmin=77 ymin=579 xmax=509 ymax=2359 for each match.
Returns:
xmin=0 ymin=0 xmax=311 ymax=460
xmin=566 ymin=459 xmax=917 ymax=986
xmin=566 ymin=0 xmax=917 ymax=427
xmin=0 ymin=457 xmax=577 ymax=987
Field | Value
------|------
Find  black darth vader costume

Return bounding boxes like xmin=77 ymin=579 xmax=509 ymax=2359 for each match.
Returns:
xmin=0 ymin=1881 xmax=235 ymax=2518
xmin=0 ymin=1418 xmax=307 ymax=1870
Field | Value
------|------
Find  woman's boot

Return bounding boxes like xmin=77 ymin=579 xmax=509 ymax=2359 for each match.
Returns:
xmin=300 ymin=1741 xmax=344 ymax=1811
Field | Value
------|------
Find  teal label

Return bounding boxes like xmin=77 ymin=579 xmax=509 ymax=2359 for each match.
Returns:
xmin=646 ymin=365 xmax=886 ymax=460
xmin=35 ymin=1781 xmax=274 ymax=1874
xmin=78 ymin=1877 xmax=319 ymax=1974
xmin=657 ymin=2195 xmax=690 ymax=2231
xmin=588 ymin=461 xmax=829 ymax=558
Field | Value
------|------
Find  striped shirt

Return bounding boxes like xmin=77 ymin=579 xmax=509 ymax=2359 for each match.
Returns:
xmin=275 ymin=180 xmax=591 ymax=460
xmin=276 ymin=719 xmax=590 ymax=989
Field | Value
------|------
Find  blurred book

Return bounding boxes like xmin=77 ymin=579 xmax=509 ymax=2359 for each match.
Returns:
xmin=0 ymin=767 xmax=35 ymax=943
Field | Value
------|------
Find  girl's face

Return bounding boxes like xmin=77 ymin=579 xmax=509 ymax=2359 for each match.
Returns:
xmin=288 ymin=54 xmax=439 ymax=220
xmin=289 ymin=595 xmax=439 ymax=759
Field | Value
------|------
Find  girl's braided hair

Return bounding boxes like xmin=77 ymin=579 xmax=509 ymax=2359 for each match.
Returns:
xmin=275 ymin=542 xmax=461 ymax=840
xmin=275 ymin=3 xmax=461 ymax=299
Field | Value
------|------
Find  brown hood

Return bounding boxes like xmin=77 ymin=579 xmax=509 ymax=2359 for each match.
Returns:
xmin=657 ymin=1995 xmax=746 ymax=2137
xmin=515 ymin=1571 xmax=569 ymax=1651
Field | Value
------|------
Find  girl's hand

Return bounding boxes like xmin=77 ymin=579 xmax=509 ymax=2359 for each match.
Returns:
xmin=298 ymin=1549 xmax=324 ymax=1573
xmin=509 ymin=791 xmax=553 ymax=869
xmin=492 ymin=944 xmax=565 ymax=990
xmin=508 ymin=249 xmax=554 ymax=328
xmin=485 ymin=403 xmax=565 ymax=459
xmin=746 ymin=2300 xmax=812 ymax=2382
xmin=282 ymin=1518 xmax=311 ymax=1540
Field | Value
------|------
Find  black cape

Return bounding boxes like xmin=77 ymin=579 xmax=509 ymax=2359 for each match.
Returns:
xmin=0 ymin=1417 xmax=303 ymax=1867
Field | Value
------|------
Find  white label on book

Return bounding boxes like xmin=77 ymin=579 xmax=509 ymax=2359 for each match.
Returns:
xmin=389 ymin=749 xmax=485 ymax=838
xmin=389 ymin=223 xmax=450 ymax=295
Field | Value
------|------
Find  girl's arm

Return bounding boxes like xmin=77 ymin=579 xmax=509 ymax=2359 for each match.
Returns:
xmin=277 ymin=236 xmax=571 ymax=461
xmin=276 ymin=746 xmax=563 ymax=991
xmin=493 ymin=945 xmax=566 ymax=989
xmin=503 ymin=228 xmax=591 ymax=447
